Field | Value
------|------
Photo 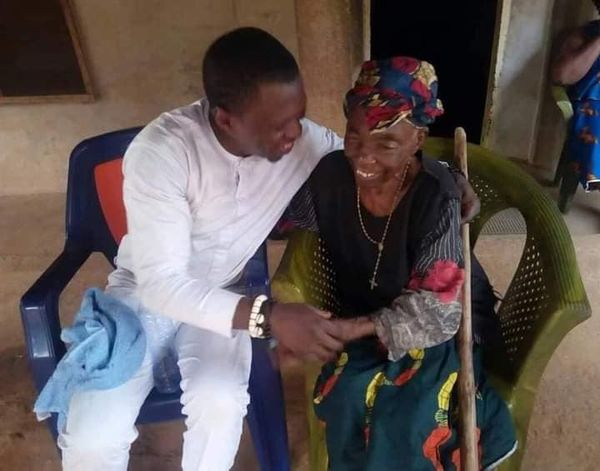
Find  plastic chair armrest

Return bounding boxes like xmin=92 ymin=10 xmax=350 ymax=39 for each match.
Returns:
xmin=20 ymin=245 xmax=91 ymax=391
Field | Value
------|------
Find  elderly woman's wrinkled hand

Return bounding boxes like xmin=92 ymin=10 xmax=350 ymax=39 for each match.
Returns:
xmin=334 ymin=317 xmax=377 ymax=343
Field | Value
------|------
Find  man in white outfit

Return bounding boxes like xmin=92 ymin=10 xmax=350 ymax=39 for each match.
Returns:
xmin=57 ymin=27 xmax=478 ymax=470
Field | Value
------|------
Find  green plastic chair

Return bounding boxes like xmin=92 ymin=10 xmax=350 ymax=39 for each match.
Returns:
xmin=551 ymin=85 xmax=574 ymax=122
xmin=271 ymin=138 xmax=591 ymax=471
xmin=551 ymin=85 xmax=579 ymax=213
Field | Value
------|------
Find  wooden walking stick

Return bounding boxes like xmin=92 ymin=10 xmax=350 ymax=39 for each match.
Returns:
xmin=454 ymin=127 xmax=478 ymax=471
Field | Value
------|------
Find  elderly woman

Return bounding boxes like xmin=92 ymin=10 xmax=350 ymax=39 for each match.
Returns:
xmin=289 ymin=57 xmax=516 ymax=470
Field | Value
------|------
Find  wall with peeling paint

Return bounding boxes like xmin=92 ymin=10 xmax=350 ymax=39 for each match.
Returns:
xmin=0 ymin=0 xmax=298 ymax=196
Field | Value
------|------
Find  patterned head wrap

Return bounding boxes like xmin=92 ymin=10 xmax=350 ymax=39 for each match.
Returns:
xmin=344 ymin=57 xmax=444 ymax=132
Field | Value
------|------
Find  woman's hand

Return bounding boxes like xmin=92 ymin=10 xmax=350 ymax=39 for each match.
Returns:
xmin=274 ymin=314 xmax=375 ymax=366
xmin=333 ymin=316 xmax=376 ymax=342
xmin=455 ymin=173 xmax=481 ymax=223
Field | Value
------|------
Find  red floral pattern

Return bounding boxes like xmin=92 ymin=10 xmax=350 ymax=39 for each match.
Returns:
xmin=408 ymin=260 xmax=465 ymax=304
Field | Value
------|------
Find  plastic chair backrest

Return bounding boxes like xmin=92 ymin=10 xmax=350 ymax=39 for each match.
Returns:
xmin=65 ymin=127 xmax=143 ymax=262
xmin=551 ymin=85 xmax=574 ymax=122
xmin=424 ymin=138 xmax=589 ymax=378
xmin=95 ymin=159 xmax=128 ymax=245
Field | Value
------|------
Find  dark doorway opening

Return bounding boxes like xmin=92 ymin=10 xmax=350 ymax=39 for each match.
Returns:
xmin=371 ymin=0 xmax=498 ymax=142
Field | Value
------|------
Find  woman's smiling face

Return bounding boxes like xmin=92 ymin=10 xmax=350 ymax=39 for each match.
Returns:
xmin=344 ymin=106 xmax=426 ymax=188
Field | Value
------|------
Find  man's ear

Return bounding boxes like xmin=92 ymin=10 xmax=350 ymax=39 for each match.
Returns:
xmin=212 ymin=106 xmax=235 ymax=133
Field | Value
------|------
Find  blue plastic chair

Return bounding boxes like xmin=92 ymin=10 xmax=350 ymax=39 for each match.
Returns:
xmin=19 ymin=127 xmax=291 ymax=470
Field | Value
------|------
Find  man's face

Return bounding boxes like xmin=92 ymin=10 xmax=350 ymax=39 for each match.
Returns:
xmin=229 ymin=79 xmax=307 ymax=161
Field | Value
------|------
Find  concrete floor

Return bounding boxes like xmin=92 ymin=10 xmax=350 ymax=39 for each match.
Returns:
xmin=1 ymin=186 xmax=600 ymax=470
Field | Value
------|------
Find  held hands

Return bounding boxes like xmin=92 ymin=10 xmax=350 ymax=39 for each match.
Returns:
xmin=269 ymin=302 xmax=374 ymax=362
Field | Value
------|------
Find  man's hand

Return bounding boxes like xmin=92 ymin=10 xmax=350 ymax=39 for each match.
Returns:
xmin=455 ymin=172 xmax=480 ymax=223
xmin=270 ymin=303 xmax=345 ymax=362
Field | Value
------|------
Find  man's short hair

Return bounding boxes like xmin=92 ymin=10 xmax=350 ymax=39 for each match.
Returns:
xmin=202 ymin=27 xmax=300 ymax=112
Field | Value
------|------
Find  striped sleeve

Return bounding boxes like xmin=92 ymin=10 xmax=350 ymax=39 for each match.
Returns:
xmin=273 ymin=183 xmax=319 ymax=235
xmin=372 ymin=197 xmax=465 ymax=360
xmin=412 ymin=196 xmax=463 ymax=284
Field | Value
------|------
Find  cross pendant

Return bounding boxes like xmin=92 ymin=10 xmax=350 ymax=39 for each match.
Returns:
xmin=369 ymin=277 xmax=378 ymax=290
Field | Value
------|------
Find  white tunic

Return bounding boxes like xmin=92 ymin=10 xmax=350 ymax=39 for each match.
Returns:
xmin=107 ymin=98 xmax=342 ymax=337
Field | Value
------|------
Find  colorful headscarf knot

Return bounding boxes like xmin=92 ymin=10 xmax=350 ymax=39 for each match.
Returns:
xmin=344 ymin=57 xmax=444 ymax=132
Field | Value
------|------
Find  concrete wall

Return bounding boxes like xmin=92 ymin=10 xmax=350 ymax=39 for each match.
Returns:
xmin=295 ymin=0 xmax=365 ymax=136
xmin=0 ymin=0 xmax=298 ymax=196
xmin=8 ymin=0 xmax=589 ymax=190
xmin=484 ymin=0 xmax=555 ymax=161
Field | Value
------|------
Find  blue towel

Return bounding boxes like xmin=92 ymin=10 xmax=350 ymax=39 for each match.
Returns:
xmin=34 ymin=288 xmax=146 ymax=430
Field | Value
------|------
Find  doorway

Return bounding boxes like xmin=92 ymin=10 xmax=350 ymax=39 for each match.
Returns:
xmin=371 ymin=0 xmax=499 ymax=143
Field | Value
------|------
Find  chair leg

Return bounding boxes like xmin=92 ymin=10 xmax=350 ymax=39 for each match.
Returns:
xmin=558 ymin=166 xmax=579 ymax=214
xmin=247 ymin=339 xmax=290 ymax=471
xmin=552 ymin=146 xmax=569 ymax=187
xmin=305 ymin=363 xmax=328 ymax=471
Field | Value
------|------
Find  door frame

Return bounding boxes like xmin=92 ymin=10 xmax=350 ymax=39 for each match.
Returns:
xmin=481 ymin=0 xmax=514 ymax=146
xmin=362 ymin=0 xmax=513 ymax=145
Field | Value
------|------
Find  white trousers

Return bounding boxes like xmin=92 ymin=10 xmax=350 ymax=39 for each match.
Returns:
xmin=58 ymin=314 xmax=252 ymax=471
